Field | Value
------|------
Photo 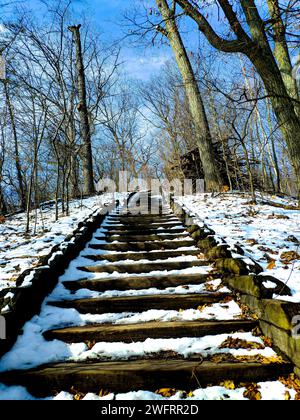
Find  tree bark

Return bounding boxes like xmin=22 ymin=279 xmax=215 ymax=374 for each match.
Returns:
xmin=68 ymin=24 xmax=95 ymax=196
xmin=4 ymin=81 xmax=26 ymax=210
xmin=156 ymin=0 xmax=223 ymax=191
xmin=249 ymin=50 xmax=300 ymax=198
xmin=265 ymin=0 xmax=300 ymax=119
xmin=175 ymin=0 xmax=300 ymax=198
xmin=0 ymin=185 xmax=7 ymax=215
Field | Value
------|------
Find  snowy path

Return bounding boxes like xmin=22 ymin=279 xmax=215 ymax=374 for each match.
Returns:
xmin=0 ymin=192 xmax=297 ymax=400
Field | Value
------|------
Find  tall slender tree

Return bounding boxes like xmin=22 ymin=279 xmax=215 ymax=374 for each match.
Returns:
xmin=175 ymin=0 xmax=300 ymax=198
xmin=155 ymin=0 xmax=223 ymax=191
xmin=68 ymin=24 xmax=95 ymax=196
xmin=3 ymin=81 xmax=26 ymax=210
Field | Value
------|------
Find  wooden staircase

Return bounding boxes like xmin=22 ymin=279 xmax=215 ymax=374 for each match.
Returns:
xmin=0 ymin=192 xmax=292 ymax=398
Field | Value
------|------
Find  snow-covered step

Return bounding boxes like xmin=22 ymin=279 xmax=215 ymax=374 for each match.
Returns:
xmin=63 ymin=273 xmax=214 ymax=292
xmin=102 ymin=227 xmax=186 ymax=235
xmin=106 ymin=219 xmax=180 ymax=226
xmin=82 ymin=249 xmax=200 ymax=263
xmin=77 ymin=259 xmax=209 ymax=274
xmin=97 ymin=233 xmax=189 ymax=242
xmin=107 ymin=215 xmax=178 ymax=221
xmin=105 ymin=217 xmax=182 ymax=227
xmin=89 ymin=239 xmax=195 ymax=252
xmin=43 ymin=319 xmax=258 ymax=343
xmin=109 ymin=211 xmax=173 ymax=217
xmin=0 ymin=359 xmax=292 ymax=398
xmin=48 ymin=292 xmax=228 ymax=314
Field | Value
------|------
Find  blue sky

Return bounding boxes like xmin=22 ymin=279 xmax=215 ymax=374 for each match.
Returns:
xmin=1 ymin=0 xmax=261 ymax=82
xmin=0 ymin=0 xmax=242 ymax=82
xmin=2 ymin=0 xmax=173 ymax=81
xmin=74 ymin=0 xmax=173 ymax=81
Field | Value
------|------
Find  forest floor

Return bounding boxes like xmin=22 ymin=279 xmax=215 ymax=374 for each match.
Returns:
xmin=177 ymin=192 xmax=300 ymax=302
xmin=0 ymin=194 xmax=120 ymax=292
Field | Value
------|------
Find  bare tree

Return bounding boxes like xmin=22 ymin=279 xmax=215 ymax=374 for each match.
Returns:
xmin=2 ymin=80 xmax=26 ymax=210
xmin=68 ymin=24 xmax=95 ymax=196
xmin=175 ymin=0 xmax=300 ymax=198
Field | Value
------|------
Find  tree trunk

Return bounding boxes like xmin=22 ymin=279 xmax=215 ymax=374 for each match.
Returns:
xmin=66 ymin=122 xmax=81 ymax=198
xmin=175 ymin=0 xmax=300 ymax=198
xmin=0 ymin=184 xmax=7 ymax=215
xmin=68 ymin=24 xmax=95 ymax=196
xmin=249 ymin=50 xmax=300 ymax=198
xmin=266 ymin=0 xmax=300 ymax=119
xmin=156 ymin=0 xmax=223 ymax=191
xmin=4 ymin=82 xmax=26 ymax=210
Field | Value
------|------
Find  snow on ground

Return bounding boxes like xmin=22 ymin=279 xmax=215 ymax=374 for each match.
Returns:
xmin=0 ymin=329 xmax=275 ymax=372
xmin=0 ymin=380 xmax=297 ymax=401
xmin=71 ymin=331 xmax=276 ymax=363
xmin=0 ymin=299 xmax=245 ymax=372
xmin=49 ymin=282 xmax=231 ymax=301
xmin=177 ymin=193 xmax=300 ymax=302
xmin=0 ymin=194 xmax=125 ymax=292
xmin=0 ymin=192 xmax=298 ymax=400
xmin=0 ymin=216 xmax=245 ymax=373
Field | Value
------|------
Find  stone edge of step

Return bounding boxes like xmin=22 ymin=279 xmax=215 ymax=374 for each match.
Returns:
xmin=170 ymin=197 xmax=300 ymax=378
xmin=0 ymin=200 xmax=117 ymax=357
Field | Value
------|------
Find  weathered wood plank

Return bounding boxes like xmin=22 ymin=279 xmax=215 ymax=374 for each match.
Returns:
xmin=43 ymin=319 xmax=258 ymax=343
xmin=102 ymin=228 xmax=186 ymax=235
xmin=48 ymin=293 xmax=228 ymax=314
xmin=97 ymin=233 xmax=189 ymax=242
xmin=106 ymin=217 xmax=182 ymax=226
xmin=89 ymin=240 xmax=196 ymax=252
xmin=78 ymin=260 xmax=209 ymax=274
xmin=0 ymin=360 xmax=292 ymax=397
xmin=63 ymin=273 xmax=212 ymax=292
xmin=82 ymin=249 xmax=200 ymax=263
xmin=84 ymin=249 xmax=201 ymax=262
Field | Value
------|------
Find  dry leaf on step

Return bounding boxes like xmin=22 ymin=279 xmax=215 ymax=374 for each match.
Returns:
xmin=267 ymin=260 xmax=276 ymax=270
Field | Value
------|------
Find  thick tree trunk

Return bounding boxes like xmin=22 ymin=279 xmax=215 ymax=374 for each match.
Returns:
xmin=70 ymin=153 xmax=80 ymax=198
xmin=66 ymin=122 xmax=81 ymax=198
xmin=249 ymin=50 xmax=300 ymax=198
xmin=0 ymin=185 xmax=7 ymax=215
xmin=266 ymin=0 xmax=300 ymax=119
xmin=240 ymin=0 xmax=300 ymax=198
xmin=156 ymin=0 xmax=223 ymax=191
xmin=176 ymin=0 xmax=300 ymax=198
xmin=4 ymin=82 xmax=26 ymax=210
xmin=68 ymin=24 xmax=95 ymax=196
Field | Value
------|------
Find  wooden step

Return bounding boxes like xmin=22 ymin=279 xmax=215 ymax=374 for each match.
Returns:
xmin=63 ymin=273 xmax=213 ymax=292
xmin=96 ymin=233 xmax=189 ymax=242
xmin=0 ymin=359 xmax=292 ymax=397
xmin=78 ymin=260 xmax=209 ymax=274
xmin=82 ymin=249 xmax=200 ymax=263
xmin=48 ymin=293 xmax=228 ymax=314
xmin=107 ymin=216 xmax=178 ymax=223
xmin=89 ymin=240 xmax=195 ymax=252
xmin=43 ymin=319 xmax=258 ymax=343
xmin=103 ymin=227 xmax=185 ymax=235
xmin=111 ymin=211 xmax=171 ymax=218
xmin=104 ymin=220 xmax=183 ymax=230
